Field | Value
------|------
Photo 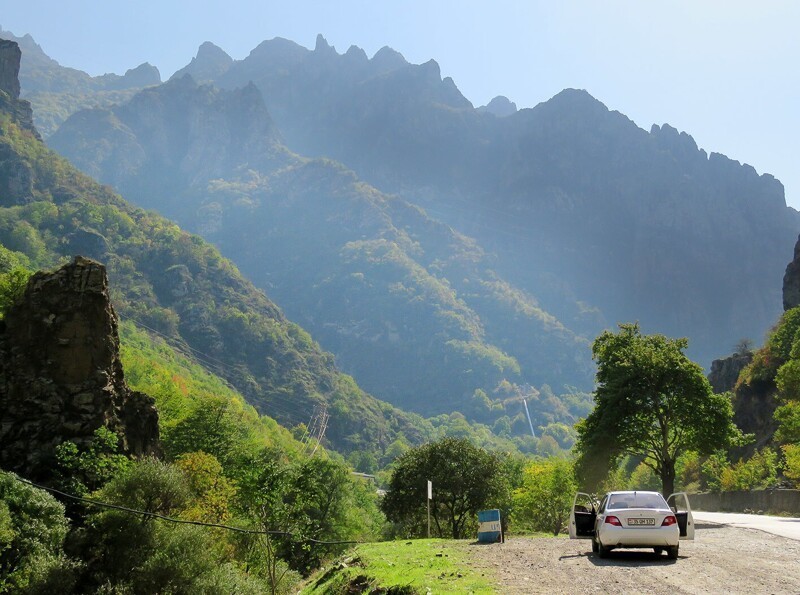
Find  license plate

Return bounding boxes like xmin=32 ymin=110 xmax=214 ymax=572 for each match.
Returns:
xmin=628 ymin=518 xmax=655 ymax=526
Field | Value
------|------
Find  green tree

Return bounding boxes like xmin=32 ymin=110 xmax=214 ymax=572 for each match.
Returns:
xmin=0 ymin=472 xmax=79 ymax=593
xmin=82 ymin=458 xmax=268 ymax=592
xmin=512 ymin=458 xmax=575 ymax=535
xmin=574 ymin=324 xmax=747 ymax=496
xmin=381 ymin=437 xmax=509 ymax=539
xmin=54 ymin=426 xmax=131 ymax=497
xmin=0 ymin=267 xmax=30 ymax=319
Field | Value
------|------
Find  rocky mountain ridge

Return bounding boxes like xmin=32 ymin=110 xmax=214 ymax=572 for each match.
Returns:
xmin=0 ymin=27 xmax=160 ymax=94
xmin=49 ymin=33 xmax=800 ymax=374
xmin=0 ymin=27 xmax=162 ymax=137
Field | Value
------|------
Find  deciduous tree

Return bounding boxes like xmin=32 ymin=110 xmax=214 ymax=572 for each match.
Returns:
xmin=381 ymin=437 xmax=509 ymax=539
xmin=574 ymin=324 xmax=747 ymax=496
xmin=512 ymin=458 xmax=575 ymax=535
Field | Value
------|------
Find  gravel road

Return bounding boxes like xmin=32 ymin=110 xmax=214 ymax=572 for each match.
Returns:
xmin=465 ymin=522 xmax=800 ymax=594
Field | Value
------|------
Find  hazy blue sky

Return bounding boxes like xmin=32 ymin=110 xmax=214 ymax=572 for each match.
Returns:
xmin=3 ymin=1 xmax=798 ymax=208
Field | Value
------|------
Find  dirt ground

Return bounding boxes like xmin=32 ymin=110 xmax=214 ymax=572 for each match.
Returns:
xmin=464 ymin=522 xmax=800 ymax=594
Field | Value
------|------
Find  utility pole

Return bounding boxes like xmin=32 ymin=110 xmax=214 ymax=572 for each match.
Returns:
xmin=302 ymin=406 xmax=329 ymax=457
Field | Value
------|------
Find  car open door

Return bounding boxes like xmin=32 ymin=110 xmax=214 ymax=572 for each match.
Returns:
xmin=667 ymin=492 xmax=695 ymax=540
xmin=568 ymin=492 xmax=596 ymax=539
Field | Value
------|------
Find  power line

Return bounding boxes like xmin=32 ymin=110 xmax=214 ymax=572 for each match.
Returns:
xmin=12 ymin=475 xmax=360 ymax=546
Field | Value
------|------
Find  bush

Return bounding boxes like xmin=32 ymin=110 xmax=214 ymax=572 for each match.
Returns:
xmin=718 ymin=449 xmax=780 ymax=491
xmin=783 ymin=444 xmax=800 ymax=488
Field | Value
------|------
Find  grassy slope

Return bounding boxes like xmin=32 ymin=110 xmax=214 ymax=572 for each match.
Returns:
xmin=303 ymin=539 xmax=494 ymax=594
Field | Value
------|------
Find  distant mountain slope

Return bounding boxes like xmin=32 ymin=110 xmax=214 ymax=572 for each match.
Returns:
xmin=49 ymin=76 xmax=593 ymax=423
xmin=173 ymin=35 xmax=799 ymax=365
xmin=0 ymin=27 xmax=161 ymax=136
xmin=0 ymin=45 xmax=437 ymax=457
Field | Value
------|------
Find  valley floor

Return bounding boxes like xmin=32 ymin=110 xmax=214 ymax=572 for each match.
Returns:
xmin=468 ymin=524 xmax=800 ymax=594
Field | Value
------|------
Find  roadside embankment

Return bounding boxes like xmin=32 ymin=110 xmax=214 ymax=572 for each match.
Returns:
xmin=690 ymin=489 xmax=800 ymax=514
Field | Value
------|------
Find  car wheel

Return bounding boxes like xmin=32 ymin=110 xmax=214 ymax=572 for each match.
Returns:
xmin=653 ymin=547 xmax=664 ymax=555
xmin=666 ymin=545 xmax=679 ymax=560
xmin=597 ymin=540 xmax=610 ymax=559
xmin=592 ymin=537 xmax=599 ymax=554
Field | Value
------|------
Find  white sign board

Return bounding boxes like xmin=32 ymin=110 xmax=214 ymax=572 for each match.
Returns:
xmin=427 ymin=480 xmax=432 ymax=500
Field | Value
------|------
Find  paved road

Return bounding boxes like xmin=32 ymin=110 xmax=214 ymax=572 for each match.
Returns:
xmin=693 ymin=510 xmax=800 ymax=540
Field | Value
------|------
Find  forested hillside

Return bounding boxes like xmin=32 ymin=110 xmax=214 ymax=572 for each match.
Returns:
xmin=40 ymin=32 xmax=800 ymax=433
xmin=48 ymin=74 xmax=594 ymax=428
xmin=0 ymin=70 xmax=428 ymax=458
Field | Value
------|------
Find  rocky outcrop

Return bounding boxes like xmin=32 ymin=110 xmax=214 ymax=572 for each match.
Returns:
xmin=0 ymin=256 xmax=159 ymax=482
xmin=783 ymin=234 xmax=800 ymax=311
xmin=0 ymin=38 xmax=39 ymax=138
xmin=0 ymin=38 xmax=21 ymax=98
xmin=708 ymin=352 xmax=753 ymax=393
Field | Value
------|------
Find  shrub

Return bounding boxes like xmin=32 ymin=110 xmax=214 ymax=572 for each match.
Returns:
xmin=512 ymin=458 xmax=576 ymax=535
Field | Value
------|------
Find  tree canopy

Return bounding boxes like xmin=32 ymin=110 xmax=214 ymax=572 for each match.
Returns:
xmin=380 ymin=437 xmax=510 ymax=539
xmin=574 ymin=323 xmax=747 ymax=495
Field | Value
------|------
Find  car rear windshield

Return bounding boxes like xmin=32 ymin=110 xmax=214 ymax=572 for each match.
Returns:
xmin=607 ymin=493 xmax=668 ymax=510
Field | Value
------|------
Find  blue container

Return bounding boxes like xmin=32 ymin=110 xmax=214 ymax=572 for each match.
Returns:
xmin=477 ymin=509 xmax=502 ymax=543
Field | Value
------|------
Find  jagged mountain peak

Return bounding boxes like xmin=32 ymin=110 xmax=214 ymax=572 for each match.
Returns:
xmin=247 ymin=36 xmax=307 ymax=63
xmin=477 ymin=95 xmax=518 ymax=117
xmin=171 ymin=40 xmax=232 ymax=82
xmin=371 ymin=45 xmax=408 ymax=73
xmin=540 ymin=87 xmax=609 ymax=114
xmin=344 ymin=44 xmax=369 ymax=62
xmin=314 ymin=33 xmax=336 ymax=54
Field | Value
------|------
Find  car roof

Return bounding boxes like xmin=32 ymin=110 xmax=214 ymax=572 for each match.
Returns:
xmin=606 ymin=491 xmax=662 ymax=496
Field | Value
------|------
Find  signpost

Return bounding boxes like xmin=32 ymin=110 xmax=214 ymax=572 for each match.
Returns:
xmin=427 ymin=480 xmax=432 ymax=538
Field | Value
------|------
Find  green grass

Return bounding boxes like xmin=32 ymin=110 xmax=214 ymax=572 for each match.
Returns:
xmin=302 ymin=539 xmax=495 ymax=594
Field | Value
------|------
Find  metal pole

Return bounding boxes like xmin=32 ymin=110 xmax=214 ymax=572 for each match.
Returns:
xmin=427 ymin=497 xmax=430 ymax=538
xmin=427 ymin=479 xmax=432 ymax=538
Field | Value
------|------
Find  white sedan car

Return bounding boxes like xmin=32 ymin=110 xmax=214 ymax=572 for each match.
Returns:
xmin=569 ymin=491 xmax=694 ymax=559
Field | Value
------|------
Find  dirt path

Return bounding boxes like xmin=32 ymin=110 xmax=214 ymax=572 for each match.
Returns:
xmin=464 ymin=522 xmax=800 ymax=594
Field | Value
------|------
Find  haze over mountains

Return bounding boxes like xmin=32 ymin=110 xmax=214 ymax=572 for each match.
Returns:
xmin=4 ymin=29 xmax=799 ymax=441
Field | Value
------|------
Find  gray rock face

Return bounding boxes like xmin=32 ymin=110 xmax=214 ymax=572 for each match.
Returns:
xmin=708 ymin=352 xmax=753 ymax=393
xmin=0 ymin=142 xmax=34 ymax=204
xmin=783 ymin=234 xmax=800 ymax=311
xmin=0 ymin=38 xmax=21 ymax=98
xmin=0 ymin=256 xmax=160 ymax=483
xmin=0 ymin=38 xmax=38 ymax=138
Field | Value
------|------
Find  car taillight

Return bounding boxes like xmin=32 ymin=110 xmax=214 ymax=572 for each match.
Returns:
xmin=661 ymin=515 xmax=677 ymax=526
xmin=605 ymin=515 xmax=622 ymax=526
